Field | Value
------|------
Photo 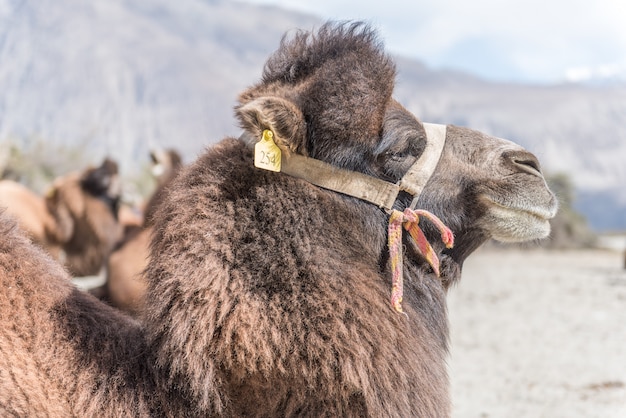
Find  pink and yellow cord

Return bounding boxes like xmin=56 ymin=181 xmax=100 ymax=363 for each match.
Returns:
xmin=387 ymin=208 xmax=454 ymax=314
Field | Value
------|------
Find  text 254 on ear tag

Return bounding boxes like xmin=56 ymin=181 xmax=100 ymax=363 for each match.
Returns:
xmin=254 ymin=130 xmax=282 ymax=172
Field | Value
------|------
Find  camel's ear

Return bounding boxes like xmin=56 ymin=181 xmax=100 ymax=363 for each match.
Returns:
xmin=236 ymin=96 xmax=307 ymax=155
xmin=44 ymin=188 xmax=74 ymax=244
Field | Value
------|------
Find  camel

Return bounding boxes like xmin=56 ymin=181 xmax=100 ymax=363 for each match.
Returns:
xmin=90 ymin=149 xmax=184 ymax=315
xmin=0 ymin=180 xmax=57 ymax=251
xmin=92 ymin=227 xmax=152 ymax=315
xmin=0 ymin=22 xmax=557 ymax=417
xmin=143 ymin=148 xmax=183 ymax=226
xmin=0 ymin=158 xmax=123 ymax=276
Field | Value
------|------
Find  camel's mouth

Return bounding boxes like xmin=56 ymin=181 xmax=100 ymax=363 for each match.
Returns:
xmin=481 ymin=197 xmax=558 ymax=242
xmin=486 ymin=198 xmax=557 ymax=221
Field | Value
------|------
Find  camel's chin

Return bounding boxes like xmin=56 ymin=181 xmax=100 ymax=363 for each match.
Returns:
xmin=482 ymin=205 xmax=552 ymax=242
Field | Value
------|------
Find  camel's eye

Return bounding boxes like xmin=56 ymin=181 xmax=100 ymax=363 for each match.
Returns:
xmin=379 ymin=149 xmax=408 ymax=164
xmin=385 ymin=148 xmax=409 ymax=160
xmin=375 ymin=145 xmax=418 ymax=182
xmin=382 ymin=139 xmax=420 ymax=165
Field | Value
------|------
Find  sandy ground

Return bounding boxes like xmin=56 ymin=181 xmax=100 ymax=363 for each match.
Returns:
xmin=448 ymin=248 xmax=626 ymax=418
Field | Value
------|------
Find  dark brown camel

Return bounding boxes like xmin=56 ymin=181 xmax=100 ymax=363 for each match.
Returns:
xmin=0 ymin=23 xmax=556 ymax=417
xmin=0 ymin=158 xmax=122 ymax=276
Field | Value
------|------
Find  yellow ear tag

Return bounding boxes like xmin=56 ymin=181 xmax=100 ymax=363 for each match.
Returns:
xmin=254 ymin=129 xmax=282 ymax=172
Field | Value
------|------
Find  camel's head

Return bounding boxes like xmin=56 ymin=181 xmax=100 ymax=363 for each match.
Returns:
xmin=236 ymin=22 xmax=557 ymax=271
xmin=45 ymin=158 xmax=122 ymax=244
xmin=80 ymin=158 xmax=122 ymax=210
xmin=150 ymin=149 xmax=183 ymax=186
xmin=423 ymin=126 xmax=557 ymax=242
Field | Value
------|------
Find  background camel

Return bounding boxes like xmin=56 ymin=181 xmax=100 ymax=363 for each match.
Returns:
xmin=0 ymin=180 xmax=58 ymax=252
xmin=91 ymin=148 xmax=183 ymax=315
xmin=0 ymin=22 xmax=556 ymax=417
xmin=143 ymin=148 xmax=183 ymax=226
xmin=0 ymin=158 xmax=122 ymax=276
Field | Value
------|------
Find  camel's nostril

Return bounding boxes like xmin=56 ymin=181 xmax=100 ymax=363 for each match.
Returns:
xmin=504 ymin=151 xmax=542 ymax=177
xmin=514 ymin=158 xmax=540 ymax=174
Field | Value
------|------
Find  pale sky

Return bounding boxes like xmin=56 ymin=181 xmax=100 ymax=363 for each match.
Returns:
xmin=243 ymin=0 xmax=626 ymax=84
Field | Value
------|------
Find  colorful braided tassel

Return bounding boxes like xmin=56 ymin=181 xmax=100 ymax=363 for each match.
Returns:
xmin=388 ymin=208 xmax=454 ymax=314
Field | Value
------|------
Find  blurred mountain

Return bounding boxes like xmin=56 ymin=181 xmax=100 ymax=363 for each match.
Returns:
xmin=1 ymin=0 xmax=624 ymax=231
xmin=0 ymin=0 xmax=320 ymax=167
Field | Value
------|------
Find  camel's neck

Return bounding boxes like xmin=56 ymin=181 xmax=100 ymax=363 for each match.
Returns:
xmin=440 ymin=227 xmax=490 ymax=287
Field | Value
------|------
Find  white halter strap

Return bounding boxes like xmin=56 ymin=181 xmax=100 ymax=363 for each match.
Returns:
xmin=399 ymin=123 xmax=447 ymax=208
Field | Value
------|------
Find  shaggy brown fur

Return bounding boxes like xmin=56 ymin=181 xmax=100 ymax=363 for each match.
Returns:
xmin=0 ymin=212 xmax=154 ymax=417
xmin=0 ymin=22 xmax=556 ymax=417
xmin=0 ymin=158 xmax=122 ymax=276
